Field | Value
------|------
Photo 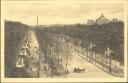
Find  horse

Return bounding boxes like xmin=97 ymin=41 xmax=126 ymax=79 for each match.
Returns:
xmin=79 ymin=68 xmax=85 ymax=72
xmin=73 ymin=67 xmax=85 ymax=73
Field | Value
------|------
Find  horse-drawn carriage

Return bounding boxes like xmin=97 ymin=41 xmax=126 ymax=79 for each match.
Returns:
xmin=73 ymin=67 xmax=85 ymax=73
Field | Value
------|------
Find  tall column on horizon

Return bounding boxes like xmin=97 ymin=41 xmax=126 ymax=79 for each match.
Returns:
xmin=37 ymin=16 xmax=38 ymax=27
xmin=36 ymin=16 xmax=40 ymax=78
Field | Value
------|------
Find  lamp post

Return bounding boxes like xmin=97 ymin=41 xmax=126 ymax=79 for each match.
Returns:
xmin=106 ymin=47 xmax=113 ymax=74
xmin=88 ymin=42 xmax=95 ymax=63
xmin=115 ymin=52 xmax=117 ymax=68
xmin=65 ymin=51 xmax=69 ymax=73
xmin=51 ymin=45 xmax=54 ymax=77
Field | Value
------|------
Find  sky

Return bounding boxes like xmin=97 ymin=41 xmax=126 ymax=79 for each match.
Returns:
xmin=2 ymin=0 xmax=125 ymax=25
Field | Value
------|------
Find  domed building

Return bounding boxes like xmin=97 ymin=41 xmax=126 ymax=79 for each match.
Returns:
xmin=87 ymin=19 xmax=95 ymax=25
xmin=95 ymin=13 xmax=109 ymax=25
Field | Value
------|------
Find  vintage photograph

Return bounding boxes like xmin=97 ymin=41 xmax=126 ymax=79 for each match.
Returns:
xmin=1 ymin=0 xmax=127 ymax=82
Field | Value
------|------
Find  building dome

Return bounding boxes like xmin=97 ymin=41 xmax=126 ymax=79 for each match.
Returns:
xmin=96 ymin=13 xmax=109 ymax=25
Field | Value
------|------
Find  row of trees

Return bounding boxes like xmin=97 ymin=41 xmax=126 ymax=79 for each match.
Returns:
xmin=5 ymin=20 xmax=124 ymax=77
xmin=36 ymin=21 xmax=124 ymax=64
xmin=5 ymin=20 xmax=30 ymax=77
xmin=35 ymin=28 xmax=71 ymax=77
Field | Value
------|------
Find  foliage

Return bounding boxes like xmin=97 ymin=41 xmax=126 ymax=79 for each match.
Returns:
xmin=36 ymin=21 xmax=124 ymax=62
xmin=5 ymin=20 xmax=30 ymax=77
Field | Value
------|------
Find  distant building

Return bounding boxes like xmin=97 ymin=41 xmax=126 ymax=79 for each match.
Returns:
xmin=111 ymin=18 xmax=118 ymax=22
xmin=86 ymin=13 xmax=111 ymax=25
xmin=95 ymin=13 xmax=109 ymax=25
xmin=87 ymin=19 xmax=95 ymax=25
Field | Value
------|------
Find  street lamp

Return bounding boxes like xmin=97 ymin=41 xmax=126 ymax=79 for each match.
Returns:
xmin=105 ymin=47 xmax=114 ymax=74
xmin=88 ymin=42 xmax=95 ymax=63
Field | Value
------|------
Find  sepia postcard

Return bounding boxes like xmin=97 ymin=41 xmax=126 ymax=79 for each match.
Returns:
xmin=1 ymin=0 xmax=128 ymax=82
